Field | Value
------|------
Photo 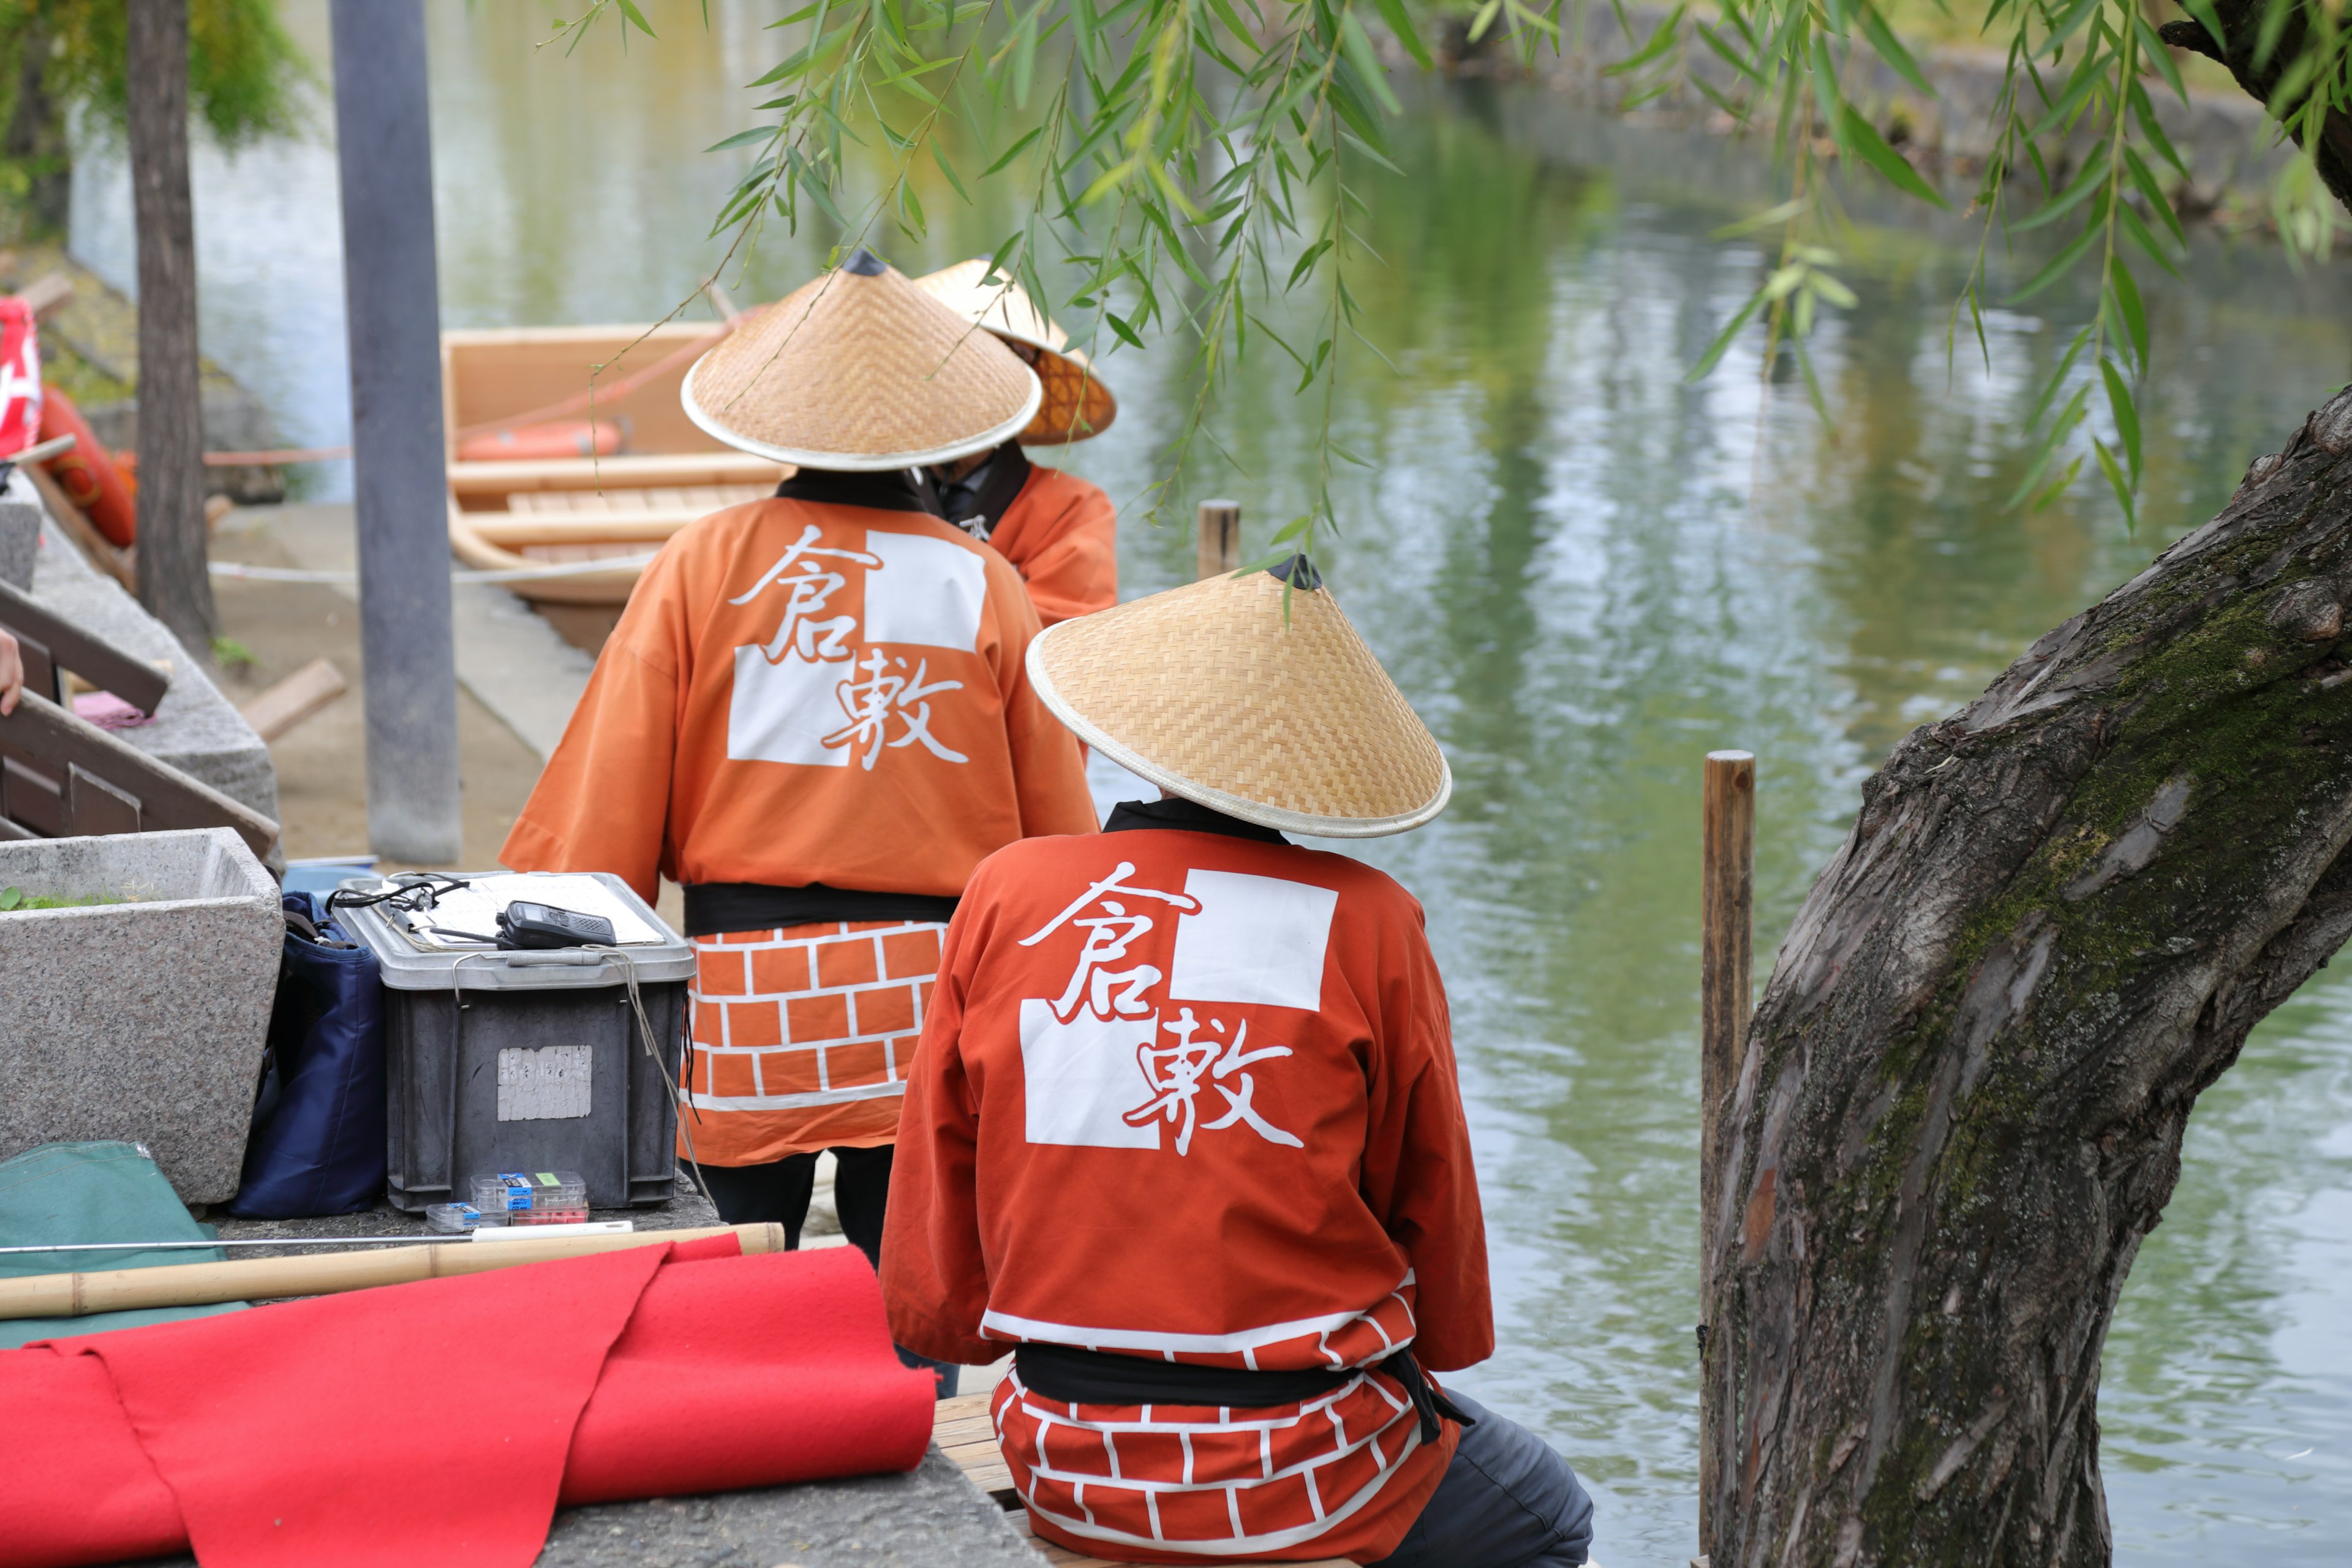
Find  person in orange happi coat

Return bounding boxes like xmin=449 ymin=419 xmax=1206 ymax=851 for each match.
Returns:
xmin=911 ymin=262 xmax=1118 ymax=627
xmin=883 ymin=559 xmax=1596 ymax=1563
xmin=501 ymin=252 xmax=1098 ymax=1396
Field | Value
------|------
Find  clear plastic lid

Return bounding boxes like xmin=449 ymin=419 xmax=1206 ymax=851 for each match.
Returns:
xmin=469 ymin=1170 xmax=589 ymax=1213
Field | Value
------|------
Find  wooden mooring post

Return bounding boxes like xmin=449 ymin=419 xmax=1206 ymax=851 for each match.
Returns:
xmin=1696 ymin=749 xmax=1755 ymax=1567
xmin=1197 ymin=499 xmax=1240 ymax=580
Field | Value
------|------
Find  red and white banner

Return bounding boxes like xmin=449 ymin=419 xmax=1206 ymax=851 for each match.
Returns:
xmin=0 ymin=297 xmax=41 ymax=458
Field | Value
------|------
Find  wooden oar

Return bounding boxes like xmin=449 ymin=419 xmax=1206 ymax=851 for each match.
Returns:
xmin=0 ymin=1222 xmax=786 ymax=1320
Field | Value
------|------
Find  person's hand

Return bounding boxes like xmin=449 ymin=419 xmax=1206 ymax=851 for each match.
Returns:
xmin=0 ymin=626 xmax=21 ymax=717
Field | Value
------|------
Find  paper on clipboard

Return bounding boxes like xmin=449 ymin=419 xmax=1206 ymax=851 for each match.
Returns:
xmin=391 ymin=873 xmax=664 ymax=950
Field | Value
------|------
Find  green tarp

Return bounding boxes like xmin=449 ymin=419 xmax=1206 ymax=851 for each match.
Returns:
xmin=0 ymin=1140 xmax=245 ymax=1349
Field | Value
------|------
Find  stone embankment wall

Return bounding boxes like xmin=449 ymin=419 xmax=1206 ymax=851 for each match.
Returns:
xmin=1406 ymin=9 xmax=2283 ymax=217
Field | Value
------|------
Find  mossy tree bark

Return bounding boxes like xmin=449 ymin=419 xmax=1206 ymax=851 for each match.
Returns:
xmin=126 ymin=0 xmax=216 ymax=654
xmin=1702 ymin=388 xmax=2352 ymax=1567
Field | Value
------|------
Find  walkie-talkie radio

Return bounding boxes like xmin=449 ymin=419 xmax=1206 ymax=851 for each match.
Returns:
xmin=495 ymin=901 xmax=616 ymax=950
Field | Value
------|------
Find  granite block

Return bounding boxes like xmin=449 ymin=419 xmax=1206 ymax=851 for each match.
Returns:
xmin=0 ymin=481 xmax=35 ymax=589
xmin=530 ymin=1449 xmax=1044 ymax=1567
xmin=0 ymin=827 xmax=281 ymax=1202
xmin=28 ymin=508 xmax=279 ymax=827
xmin=140 ymin=1447 xmax=1042 ymax=1568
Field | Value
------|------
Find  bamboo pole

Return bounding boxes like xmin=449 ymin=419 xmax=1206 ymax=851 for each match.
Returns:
xmin=0 ymin=1223 xmax=786 ymax=1321
xmin=1696 ymin=749 xmax=1755 ymax=1564
xmin=1196 ymin=499 xmax=1240 ymax=580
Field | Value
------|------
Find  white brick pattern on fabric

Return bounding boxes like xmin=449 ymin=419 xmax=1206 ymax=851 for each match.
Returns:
xmin=687 ymin=919 xmax=946 ymax=1112
xmin=982 ymin=1282 xmax=1429 ymax=1556
xmin=992 ymin=1365 xmax=1423 ymax=1558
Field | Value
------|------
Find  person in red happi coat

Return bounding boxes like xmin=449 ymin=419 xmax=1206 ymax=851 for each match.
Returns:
xmin=883 ymin=556 xmax=1596 ymax=1564
xmin=911 ymin=261 xmax=1118 ymax=628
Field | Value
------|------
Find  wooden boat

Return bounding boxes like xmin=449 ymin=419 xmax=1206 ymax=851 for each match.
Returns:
xmin=442 ymin=323 xmax=788 ymax=612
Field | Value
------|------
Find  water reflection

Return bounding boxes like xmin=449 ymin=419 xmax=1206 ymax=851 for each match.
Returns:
xmin=64 ymin=8 xmax=2352 ymax=1562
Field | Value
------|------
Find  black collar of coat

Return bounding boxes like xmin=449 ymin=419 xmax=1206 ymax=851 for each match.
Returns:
xmin=773 ymin=467 xmax=939 ymax=514
xmin=1104 ymin=796 xmax=1288 ymax=843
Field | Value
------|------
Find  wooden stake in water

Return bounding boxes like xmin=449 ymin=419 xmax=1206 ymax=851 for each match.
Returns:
xmin=1696 ymin=748 xmax=1754 ymax=1564
xmin=1196 ymin=499 xmax=1240 ymax=581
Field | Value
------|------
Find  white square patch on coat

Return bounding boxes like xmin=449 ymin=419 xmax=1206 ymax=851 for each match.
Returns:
xmin=863 ymin=530 xmax=986 ymax=651
xmin=727 ymin=647 xmax=850 ymax=767
xmin=1019 ymin=999 xmax=1161 ymax=1149
xmin=1167 ymin=869 xmax=1336 ymax=1011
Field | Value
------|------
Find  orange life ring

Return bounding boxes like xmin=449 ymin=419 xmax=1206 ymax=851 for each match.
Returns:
xmin=39 ymin=385 xmax=138 ymax=548
xmin=454 ymin=418 xmax=626 ymax=464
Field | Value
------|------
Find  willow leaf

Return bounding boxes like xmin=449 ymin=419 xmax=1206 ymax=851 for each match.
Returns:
xmin=1839 ymin=106 xmax=1948 ymax=208
xmin=2100 ymin=357 xmax=2142 ymax=481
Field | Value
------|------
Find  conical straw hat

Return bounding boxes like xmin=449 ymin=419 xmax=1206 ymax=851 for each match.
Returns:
xmin=914 ymin=259 xmax=1117 ymax=445
xmin=1027 ymin=562 xmax=1451 ymax=837
xmin=682 ymin=249 xmax=1041 ymax=470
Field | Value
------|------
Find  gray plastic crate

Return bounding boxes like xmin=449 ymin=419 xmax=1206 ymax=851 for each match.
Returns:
xmin=334 ymin=872 xmax=692 ymax=1213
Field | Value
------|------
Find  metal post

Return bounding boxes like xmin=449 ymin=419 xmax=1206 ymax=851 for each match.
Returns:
xmin=1696 ymin=748 xmax=1755 ymax=1566
xmin=329 ymin=0 xmax=462 ymax=864
xmin=1196 ymin=499 xmax=1240 ymax=580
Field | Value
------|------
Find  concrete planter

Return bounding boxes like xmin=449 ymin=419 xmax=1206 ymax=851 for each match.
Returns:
xmin=0 ymin=829 xmax=280 ymax=1202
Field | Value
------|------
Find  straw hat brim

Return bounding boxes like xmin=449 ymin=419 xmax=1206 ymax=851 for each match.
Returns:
xmin=1012 ymin=338 xmax=1118 ymax=445
xmin=1025 ymin=573 xmax=1453 ymax=839
xmin=911 ymin=260 xmax=1116 ymax=444
xmin=682 ymin=355 xmax=1041 ymax=471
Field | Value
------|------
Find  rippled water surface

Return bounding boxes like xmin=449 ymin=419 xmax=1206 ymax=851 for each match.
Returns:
xmin=69 ymin=5 xmax=2352 ymax=1562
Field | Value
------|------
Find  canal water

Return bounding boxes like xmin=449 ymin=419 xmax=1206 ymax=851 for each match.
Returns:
xmin=69 ymin=4 xmax=2352 ymax=1562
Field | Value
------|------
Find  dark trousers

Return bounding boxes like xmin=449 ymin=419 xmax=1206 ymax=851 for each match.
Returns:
xmin=1366 ymin=1392 xmax=1594 ymax=1568
xmin=693 ymin=1144 xmax=895 ymax=1260
xmin=690 ymin=1145 xmax=960 ymax=1400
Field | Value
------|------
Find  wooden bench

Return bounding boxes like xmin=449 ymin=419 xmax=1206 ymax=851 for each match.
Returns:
xmin=933 ymin=1393 xmax=1357 ymax=1567
xmin=0 ymin=692 xmax=278 ymax=855
xmin=0 ymin=576 xmax=171 ymax=714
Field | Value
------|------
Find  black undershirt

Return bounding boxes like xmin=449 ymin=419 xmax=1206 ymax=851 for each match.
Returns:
xmin=922 ymin=442 xmax=1033 ymax=542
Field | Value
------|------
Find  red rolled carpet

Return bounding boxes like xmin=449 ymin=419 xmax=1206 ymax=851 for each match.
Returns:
xmin=0 ymin=1239 xmax=935 ymax=1568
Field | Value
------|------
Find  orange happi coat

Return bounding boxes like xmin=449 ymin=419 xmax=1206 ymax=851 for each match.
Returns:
xmin=500 ymin=494 xmax=1098 ymax=906
xmin=978 ymin=451 xmax=1117 ymax=627
xmin=884 ymin=813 xmax=1492 ymax=1564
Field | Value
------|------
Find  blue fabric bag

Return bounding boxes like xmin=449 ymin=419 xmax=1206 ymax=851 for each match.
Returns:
xmin=228 ymin=893 xmax=386 ymax=1218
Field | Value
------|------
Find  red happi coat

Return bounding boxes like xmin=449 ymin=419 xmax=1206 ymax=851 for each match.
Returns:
xmin=883 ymin=820 xmax=1493 ymax=1564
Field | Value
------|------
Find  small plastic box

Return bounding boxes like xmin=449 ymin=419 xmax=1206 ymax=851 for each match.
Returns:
xmin=513 ymin=1205 xmax=592 ymax=1227
xmin=471 ymin=1170 xmax=588 ymax=1216
xmin=426 ymin=1202 xmax=495 ymax=1233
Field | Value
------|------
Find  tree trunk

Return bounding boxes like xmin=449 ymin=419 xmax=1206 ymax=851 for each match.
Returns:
xmin=1702 ymin=387 xmax=2352 ymax=1567
xmin=126 ymin=0 xmax=215 ymax=653
xmin=2160 ymin=3 xmax=2352 ymax=215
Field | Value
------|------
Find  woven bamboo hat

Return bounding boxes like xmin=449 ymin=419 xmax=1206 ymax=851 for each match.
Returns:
xmin=913 ymin=259 xmax=1117 ymax=445
xmin=1027 ymin=560 xmax=1451 ymax=837
xmin=682 ymin=249 xmax=1041 ymax=470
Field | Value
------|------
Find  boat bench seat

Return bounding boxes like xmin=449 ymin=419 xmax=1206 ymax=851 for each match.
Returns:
xmin=505 ymin=483 xmax=774 ymax=516
xmin=933 ymin=1392 xmax=1360 ymax=1567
